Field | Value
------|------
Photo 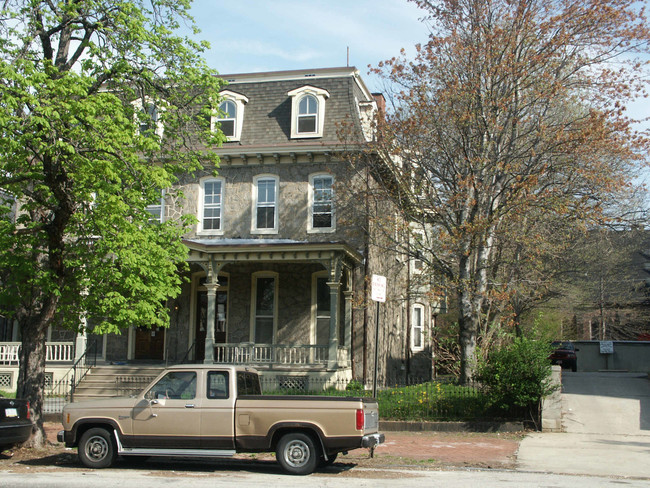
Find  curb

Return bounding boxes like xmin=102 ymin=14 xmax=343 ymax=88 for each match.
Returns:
xmin=380 ymin=420 xmax=524 ymax=433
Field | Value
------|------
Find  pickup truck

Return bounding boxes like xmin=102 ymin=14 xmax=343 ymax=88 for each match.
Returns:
xmin=58 ymin=364 xmax=384 ymax=475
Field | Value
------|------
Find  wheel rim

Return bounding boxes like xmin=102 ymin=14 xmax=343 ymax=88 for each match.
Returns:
xmin=284 ymin=439 xmax=310 ymax=468
xmin=85 ymin=435 xmax=109 ymax=462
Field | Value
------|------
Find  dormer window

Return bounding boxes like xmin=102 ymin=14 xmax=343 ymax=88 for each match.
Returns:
xmin=131 ymin=97 xmax=165 ymax=138
xmin=214 ymin=90 xmax=248 ymax=142
xmin=288 ymin=86 xmax=329 ymax=138
xmin=298 ymin=95 xmax=318 ymax=133
xmin=218 ymin=100 xmax=236 ymax=137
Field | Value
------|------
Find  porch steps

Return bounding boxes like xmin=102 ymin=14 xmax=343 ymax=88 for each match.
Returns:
xmin=72 ymin=365 xmax=164 ymax=401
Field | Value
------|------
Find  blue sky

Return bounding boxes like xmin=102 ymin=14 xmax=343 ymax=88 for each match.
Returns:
xmin=187 ymin=0 xmax=430 ymax=92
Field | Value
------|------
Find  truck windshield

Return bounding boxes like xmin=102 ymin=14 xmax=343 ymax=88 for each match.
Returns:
xmin=237 ymin=372 xmax=261 ymax=395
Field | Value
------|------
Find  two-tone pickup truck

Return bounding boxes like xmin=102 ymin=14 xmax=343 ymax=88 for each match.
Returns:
xmin=58 ymin=364 xmax=384 ymax=475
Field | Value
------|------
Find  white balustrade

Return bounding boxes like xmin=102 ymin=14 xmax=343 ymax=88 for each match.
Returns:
xmin=0 ymin=342 xmax=74 ymax=364
xmin=213 ymin=343 xmax=348 ymax=366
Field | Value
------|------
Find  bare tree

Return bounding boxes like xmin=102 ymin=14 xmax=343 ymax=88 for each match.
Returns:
xmin=370 ymin=0 xmax=650 ymax=383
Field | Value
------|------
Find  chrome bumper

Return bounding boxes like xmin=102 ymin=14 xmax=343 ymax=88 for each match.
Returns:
xmin=361 ymin=432 xmax=385 ymax=448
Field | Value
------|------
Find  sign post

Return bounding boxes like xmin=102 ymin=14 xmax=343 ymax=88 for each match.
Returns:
xmin=371 ymin=275 xmax=386 ymax=398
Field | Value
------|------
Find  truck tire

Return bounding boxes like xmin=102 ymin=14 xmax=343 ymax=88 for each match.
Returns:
xmin=276 ymin=432 xmax=319 ymax=475
xmin=78 ymin=427 xmax=117 ymax=469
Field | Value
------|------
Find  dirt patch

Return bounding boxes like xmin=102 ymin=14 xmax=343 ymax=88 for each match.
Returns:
xmin=0 ymin=423 xmax=522 ymax=474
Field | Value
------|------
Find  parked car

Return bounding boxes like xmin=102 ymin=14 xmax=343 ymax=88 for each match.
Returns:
xmin=59 ymin=365 xmax=384 ymax=475
xmin=550 ymin=341 xmax=579 ymax=372
xmin=0 ymin=394 xmax=31 ymax=452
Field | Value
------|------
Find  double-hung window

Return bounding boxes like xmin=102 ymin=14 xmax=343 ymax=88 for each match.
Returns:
xmin=213 ymin=91 xmax=248 ymax=142
xmin=309 ymin=174 xmax=334 ymax=232
xmin=252 ymin=175 xmax=278 ymax=233
xmin=287 ymin=86 xmax=329 ymax=138
xmin=131 ymin=97 xmax=165 ymax=138
xmin=145 ymin=189 xmax=165 ymax=223
xmin=411 ymin=304 xmax=425 ymax=351
xmin=200 ymin=178 xmax=224 ymax=233
xmin=217 ymin=100 xmax=236 ymax=138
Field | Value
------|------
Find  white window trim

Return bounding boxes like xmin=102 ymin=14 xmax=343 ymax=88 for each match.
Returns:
xmin=145 ymin=189 xmax=166 ymax=223
xmin=131 ymin=96 xmax=165 ymax=138
xmin=308 ymin=173 xmax=335 ymax=233
xmin=251 ymin=174 xmax=279 ymax=235
xmin=310 ymin=271 xmax=330 ymax=345
xmin=249 ymin=271 xmax=279 ymax=344
xmin=287 ymin=86 xmax=329 ymax=139
xmin=213 ymin=90 xmax=248 ymax=142
xmin=197 ymin=176 xmax=225 ymax=235
xmin=411 ymin=303 xmax=425 ymax=352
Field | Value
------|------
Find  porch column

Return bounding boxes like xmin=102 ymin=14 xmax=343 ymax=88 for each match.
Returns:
xmin=74 ymin=317 xmax=88 ymax=363
xmin=327 ymin=281 xmax=340 ymax=370
xmin=343 ymin=291 xmax=353 ymax=362
xmin=203 ymin=282 xmax=218 ymax=364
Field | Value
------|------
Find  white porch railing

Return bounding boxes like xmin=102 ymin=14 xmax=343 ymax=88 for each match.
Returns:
xmin=214 ymin=343 xmax=350 ymax=367
xmin=0 ymin=342 xmax=74 ymax=365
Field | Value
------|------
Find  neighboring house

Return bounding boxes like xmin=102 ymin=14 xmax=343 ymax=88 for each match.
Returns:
xmin=0 ymin=67 xmax=437 ymax=392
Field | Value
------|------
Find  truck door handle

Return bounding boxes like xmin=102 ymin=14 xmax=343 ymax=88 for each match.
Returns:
xmin=185 ymin=404 xmax=195 ymax=408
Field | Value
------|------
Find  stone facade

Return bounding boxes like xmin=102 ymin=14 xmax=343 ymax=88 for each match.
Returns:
xmin=90 ymin=68 xmax=435 ymax=386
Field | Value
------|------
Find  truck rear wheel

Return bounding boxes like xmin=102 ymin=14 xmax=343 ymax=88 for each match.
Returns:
xmin=276 ymin=432 xmax=319 ymax=475
xmin=78 ymin=427 xmax=117 ymax=469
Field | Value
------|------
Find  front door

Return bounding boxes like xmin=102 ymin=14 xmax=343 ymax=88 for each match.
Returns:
xmin=135 ymin=326 xmax=165 ymax=360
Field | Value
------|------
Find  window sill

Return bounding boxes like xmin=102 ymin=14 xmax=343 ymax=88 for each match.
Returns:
xmin=307 ymin=227 xmax=336 ymax=234
xmin=197 ymin=229 xmax=225 ymax=237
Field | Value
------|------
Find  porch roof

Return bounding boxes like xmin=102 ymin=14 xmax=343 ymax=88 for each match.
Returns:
xmin=182 ymin=238 xmax=363 ymax=265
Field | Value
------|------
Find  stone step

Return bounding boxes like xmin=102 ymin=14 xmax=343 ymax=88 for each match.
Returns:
xmin=72 ymin=365 xmax=164 ymax=401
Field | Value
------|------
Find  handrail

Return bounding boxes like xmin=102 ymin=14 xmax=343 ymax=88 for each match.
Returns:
xmin=48 ymin=340 xmax=98 ymax=404
xmin=178 ymin=342 xmax=196 ymax=365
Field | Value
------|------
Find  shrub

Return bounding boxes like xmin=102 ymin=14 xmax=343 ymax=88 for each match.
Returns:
xmin=475 ymin=337 xmax=556 ymax=426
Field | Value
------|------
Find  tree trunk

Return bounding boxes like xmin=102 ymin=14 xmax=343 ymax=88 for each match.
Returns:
xmin=458 ymin=289 xmax=478 ymax=385
xmin=16 ymin=320 xmax=48 ymax=447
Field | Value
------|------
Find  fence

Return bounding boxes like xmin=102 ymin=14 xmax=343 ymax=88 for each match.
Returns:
xmin=260 ymin=376 xmax=530 ymax=423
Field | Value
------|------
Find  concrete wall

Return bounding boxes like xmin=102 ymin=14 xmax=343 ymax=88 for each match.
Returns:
xmin=572 ymin=341 xmax=650 ymax=373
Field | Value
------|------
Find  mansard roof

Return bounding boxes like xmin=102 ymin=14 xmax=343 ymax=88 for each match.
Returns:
xmin=216 ymin=67 xmax=375 ymax=150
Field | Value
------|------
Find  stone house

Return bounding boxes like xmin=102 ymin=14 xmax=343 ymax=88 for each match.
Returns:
xmin=0 ymin=67 xmax=437 ymax=392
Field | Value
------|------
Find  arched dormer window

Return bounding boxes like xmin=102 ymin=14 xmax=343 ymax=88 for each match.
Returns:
xmin=287 ymin=86 xmax=329 ymax=138
xmin=214 ymin=90 xmax=248 ymax=142
xmin=131 ymin=97 xmax=165 ymax=138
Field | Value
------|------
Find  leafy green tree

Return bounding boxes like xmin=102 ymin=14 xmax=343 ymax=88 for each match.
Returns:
xmin=0 ymin=0 xmax=223 ymax=445
xmin=372 ymin=0 xmax=650 ymax=384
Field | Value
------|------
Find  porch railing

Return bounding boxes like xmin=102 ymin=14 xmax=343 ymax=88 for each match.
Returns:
xmin=214 ymin=343 xmax=350 ymax=367
xmin=0 ymin=342 xmax=74 ymax=365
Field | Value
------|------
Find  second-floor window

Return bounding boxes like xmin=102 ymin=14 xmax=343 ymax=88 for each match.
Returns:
xmin=309 ymin=174 xmax=334 ymax=231
xmin=145 ymin=189 xmax=165 ymax=223
xmin=201 ymin=178 xmax=223 ymax=232
xmin=253 ymin=175 xmax=278 ymax=233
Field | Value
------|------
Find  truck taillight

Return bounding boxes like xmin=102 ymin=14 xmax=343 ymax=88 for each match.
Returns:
xmin=26 ymin=401 xmax=30 ymax=420
xmin=356 ymin=408 xmax=364 ymax=430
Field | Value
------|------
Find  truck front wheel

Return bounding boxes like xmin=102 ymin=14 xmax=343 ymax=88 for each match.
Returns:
xmin=276 ymin=432 xmax=319 ymax=475
xmin=78 ymin=427 xmax=117 ymax=469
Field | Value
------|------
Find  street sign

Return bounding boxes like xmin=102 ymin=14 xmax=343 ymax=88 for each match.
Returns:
xmin=371 ymin=274 xmax=386 ymax=303
xmin=600 ymin=341 xmax=614 ymax=354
